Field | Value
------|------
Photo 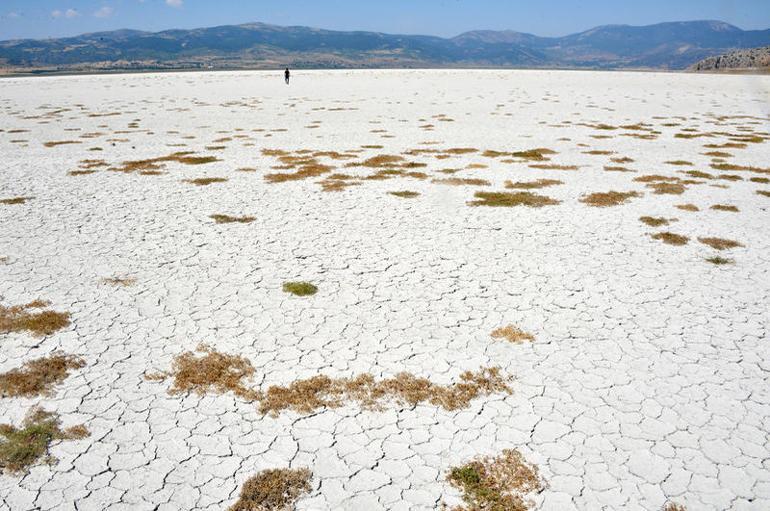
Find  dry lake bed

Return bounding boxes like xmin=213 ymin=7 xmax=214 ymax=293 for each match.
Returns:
xmin=0 ymin=69 xmax=769 ymax=510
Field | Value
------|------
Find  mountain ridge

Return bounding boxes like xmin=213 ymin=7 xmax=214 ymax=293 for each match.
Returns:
xmin=1 ymin=19 xmax=769 ymax=73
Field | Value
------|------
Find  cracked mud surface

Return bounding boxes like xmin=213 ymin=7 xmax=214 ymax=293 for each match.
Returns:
xmin=0 ymin=70 xmax=769 ymax=510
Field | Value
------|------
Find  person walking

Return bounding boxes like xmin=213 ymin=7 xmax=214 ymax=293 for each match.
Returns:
xmin=284 ymin=68 xmax=290 ymax=85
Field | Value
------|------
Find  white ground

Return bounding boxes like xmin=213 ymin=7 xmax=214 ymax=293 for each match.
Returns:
xmin=0 ymin=69 xmax=769 ymax=511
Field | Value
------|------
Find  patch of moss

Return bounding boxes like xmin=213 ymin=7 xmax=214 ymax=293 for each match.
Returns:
xmin=282 ymin=282 xmax=318 ymax=297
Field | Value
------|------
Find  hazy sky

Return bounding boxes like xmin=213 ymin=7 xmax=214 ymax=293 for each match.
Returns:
xmin=2 ymin=0 xmax=769 ymax=40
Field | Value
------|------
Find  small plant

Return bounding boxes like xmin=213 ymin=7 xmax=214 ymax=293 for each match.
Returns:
xmin=210 ymin=214 xmax=256 ymax=224
xmin=710 ymin=204 xmax=739 ymax=212
xmin=0 ymin=408 xmax=89 ymax=474
xmin=706 ymin=256 xmax=734 ymax=265
xmin=446 ymin=449 xmax=543 ymax=511
xmin=675 ymin=204 xmax=699 ymax=212
xmin=490 ymin=325 xmax=534 ymax=344
xmin=663 ymin=503 xmax=687 ymax=511
xmin=389 ymin=191 xmax=420 ymax=198
xmin=510 ymin=148 xmax=556 ymax=161
xmin=580 ymin=191 xmax=641 ymax=207
xmin=698 ymin=237 xmax=744 ymax=250
xmin=0 ymin=354 xmax=85 ymax=398
xmin=184 ymin=177 xmax=228 ymax=186
xmin=468 ymin=191 xmax=560 ymax=208
xmin=640 ymin=217 xmax=671 ymax=227
xmin=101 ymin=277 xmax=137 ymax=286
xmin=433 ymin=178 xmax=491 ymax=187
xmin=757 ymin=190 xmax=770 ymax=198
xmin=0 ymin=301 xmax=70 ymax=336
xmin=0 ymin=197 xmax=31 ymax=205
xmin=282 ymin=281 xmax=318 ymax=297
xmin=229 ymin=468 xmax=312 ymax=511
xmin=505 ymin=179 xmax=562 ymax=190
xmin=651 ymin=232 xmax=689 ymax=246
xmin=161 ymin=346 xmax=258 ymax=400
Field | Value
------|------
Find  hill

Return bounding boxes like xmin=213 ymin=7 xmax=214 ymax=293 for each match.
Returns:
xmin=1 ymin=20 xmax=769 ymax=73
xmin=690 ymin=46 xmax=770 ymax=71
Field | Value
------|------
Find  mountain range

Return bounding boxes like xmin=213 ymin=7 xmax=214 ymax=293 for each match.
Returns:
xmin=1 ymin=20 xmax=769 ymax=73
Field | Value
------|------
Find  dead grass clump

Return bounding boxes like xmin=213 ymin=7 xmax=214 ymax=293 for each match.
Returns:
xmin=0 ymin=354 xmax=85 ymax=398
xmin=229 ymin=468 xmax=313 ymax=511
xmin=676 ymin=204 xmax=699 ymax=212
xmin=604 ymin=166 xmax=635 ymax=172
xmin=580 ymin=191 xmax=641 ymax=207
xmin=210 ymin=214 xmax=256 ymax=224
xmin=710 ymin=204 xmax=739 ymax=212
xmin=505 ymin=179 xmax=562 ymax=190
xmin=319 ymin=179 xmax=360 ymax=192
xmin=265 ymin=164 xmax=332 ymax=183
xmin=663 ymin=503 xmax=687 ymax=511
xmin=704 ymin=151 xmax=732 ymax=158
xmin=445 ymin=148 xmax=479 ymax=155
xmin=165 ymin=346 xmax=257 ymax=400
xmin=510 ymin=148 xmax=556 ymax=161
xmin=359 ymin=155 xmax=405 ymax=168
xmin=68 ymin=170 xmax=97 ymax=176
xmin=698 ymin=237 xmax=743 ymax=250
xmin=469 ymin=191 xmax=560 ymax=208
xmin=647 ymin=182 xmax=686 ymax=195
xmin=758 ymin=190 xmax=770 ymax=198
xmin=113 ymin=152 xmax=219 ymax=173
xmin=640 ymin=216 xmax=671 ymax=227
xmin=101 ymin=277 xmax=136 ymax=286
xmin=491 ymin=325 xmax=534 ymax=344
xmin=706 ymin=256 xmax=734 ymax=265
xmin=237 ymin=167 xmax=257 ymax=173
xmin=389 ymin=191 xmax=420 ymax=198
xmin=711 ymin=162 xmax=769 ymax=174
xmin=447 ymin=449 xmax=543 ymax=511
xmin=282 ymin=282 xmax=318 ymax=297
xmin=750 ymin=177 xmax=769 ymax=184
xmin=43 ymin=140 xmax=81 ymax=148
xmin=258 ymin=367 xmax=509 ymax=416
xmin=665 ymin=160 xmax=692 ymax=166
xmin=0 ymin=408 xmax=89 ymax=474
xmin=611 ymin=156 xmax=634 ymax=163
xmin=583 ymin=150 xmax=614 ymax=155
xmin=651 ymin=232 xmax=689 ymax=246
xmin=0 ymin=301 xmax=70 ymax=337
xmin=528 ymin=164 xmax=579 ymax=171
xmin=184 ymin=177 xmax=228 ymax=186
xmin=433 ymin=178 xmax=491 ymax=187
xmin=0 ymin=197 xmax=31 ymax=205
xmin=682 ymin=170 xmax=714 ymax=179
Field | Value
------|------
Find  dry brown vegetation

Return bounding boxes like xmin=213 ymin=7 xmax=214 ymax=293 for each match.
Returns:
xmin=446 ymin=449 xmax=543 ymax=511
xmin=505 ymin=179 xmax=562 ymax=190
xmin=710 ymin=204 xmax=739 ymax=212
xmin=283 ymin=282 xmax=318 ymax=297
xmin=706 ymin=256 xmax=734 ymax=265
xmin=162 ymin=346 xmax=258 ymax=400
xmin=257 ymin=367 xmax=509 ymax=416
xmin=184 ymin=177 xmax=228 ymax=186
xmin=0 ymin=354 xmax=85 ymax=398
xmin=112 ymin=152 xmax=219 ymax=173
xmin=676 ymin=204 xmax=700 ymax=212
xmin=0 ymin=408 xmax=89 ymax=474
xmin=43 ymin=140 xmax=81 ymax=148
xmin=389 ymin=191 xmax=420 ymax=198
xmin=510 ymin=148 xmax=556 ymax=161
xmin=0 ymin=197 xmax=31 ymax=205
xmin=468 ymin=191 xmax=560 ymax=208
xmin=640 ymin=217 xmax=672 ymax=227
xmin=580 ymin=191 xmax=641 ymax=207
xmin=433 ymin=178 xmax=491 ymax=187
xmin=0 ymin=301 xmax=71 ymax=337
xmin=758 ymin=190 xmax=770 ymax=198
xmin=663 ymin=503 xmax=687 ymax=511
xmin=101 ymin=277 xmax=137 ymax=287
xmin=210 ymin=214 xmax=256 ymax=224
xmin=698 ymin=237 xmax=744 ymax=250
xmin=491 ymin=325 xmax=534 ymax=344
xmin=750 ymin=177 xmax=769 ymax=184
xmin=68 ymin=170 xmax=97 ymax=176
xmin=229 ymin=468 xmax=312 ymax=511
xmin=651 ymin=232 xmax=689 ymax=246
xmin=528 ymin=164 xmax=579 ymax=171
xmin=665 ymin=160 xmax=693 ymax=166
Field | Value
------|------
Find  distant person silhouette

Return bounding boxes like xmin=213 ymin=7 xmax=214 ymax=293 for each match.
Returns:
xmin=285 ymin=68 xmax=290 ymax=85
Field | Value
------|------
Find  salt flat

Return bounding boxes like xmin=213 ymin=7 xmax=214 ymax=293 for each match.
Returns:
xmin=0 ymin=69 xmax=769 ymax=510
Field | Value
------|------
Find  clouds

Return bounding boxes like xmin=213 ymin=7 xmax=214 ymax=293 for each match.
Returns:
xmin=51 ymin=9 xmax=80 ymax=19
xmin=166 ymin=0 xmax=184 ymax=7
xmin=94 ymin=6 xmax=115 ymax=19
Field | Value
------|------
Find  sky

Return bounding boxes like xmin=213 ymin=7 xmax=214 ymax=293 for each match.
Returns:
xmin=1 ymin=0 xmax=769 ymax=41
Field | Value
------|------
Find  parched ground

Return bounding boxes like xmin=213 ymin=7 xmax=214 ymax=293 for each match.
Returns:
xmin=0 ymin=69 xmax=768 ymax=511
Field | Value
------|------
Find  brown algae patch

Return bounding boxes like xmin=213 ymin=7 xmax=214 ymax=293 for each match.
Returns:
xmin=468 ymin=192 xmax=560 ymax=208
xmin=447 ymin=449 xmax=543 ymax=511
xmin=491 ymin=326 xmax=534 ymax=344
xmin=0 ymin=354 xmax=85 ymax=398
xmin=0 ymin=301 xmax=71 ymax=336
xmin=229 ymin=468 xmax=312 ymax=511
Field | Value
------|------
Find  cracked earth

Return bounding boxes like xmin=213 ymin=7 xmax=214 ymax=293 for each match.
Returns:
xmin=0 ymin=70 xmax=769 ymax=510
